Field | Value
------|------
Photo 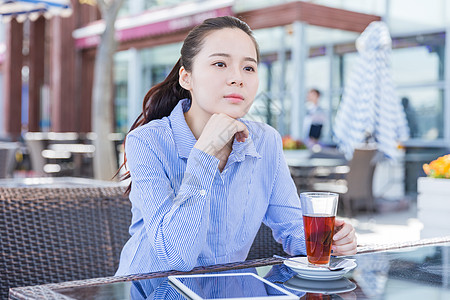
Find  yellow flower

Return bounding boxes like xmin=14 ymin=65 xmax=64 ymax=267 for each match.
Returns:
xmin=423 ymin=154 xmax=450 ymax=179
xmin=79 ymin=0 xmax=97 ymax=6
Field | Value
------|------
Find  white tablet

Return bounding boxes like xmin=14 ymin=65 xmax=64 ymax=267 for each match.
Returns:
xmin=168 ymin=272 xmax=298 ymax=300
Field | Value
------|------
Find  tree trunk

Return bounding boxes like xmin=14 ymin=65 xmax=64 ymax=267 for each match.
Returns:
xmin=91 ymin=0 xmax=123 ymax=180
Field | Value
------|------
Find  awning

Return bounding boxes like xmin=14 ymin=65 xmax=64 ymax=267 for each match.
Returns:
xmin=0 ymin=0 xmax=72 ymax=22
xmin=72 ymin=0 xmax=234 ymax=49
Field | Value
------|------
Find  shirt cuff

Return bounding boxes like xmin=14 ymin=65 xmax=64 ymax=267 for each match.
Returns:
xmin=179 ymin=147 xmax=219 ymax=199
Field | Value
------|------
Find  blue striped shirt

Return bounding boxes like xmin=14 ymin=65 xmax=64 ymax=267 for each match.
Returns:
xmin=116 ymin=99 xmax=306 ymax=276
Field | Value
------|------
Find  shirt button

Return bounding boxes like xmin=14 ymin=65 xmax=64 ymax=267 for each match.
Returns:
xmin=199 ymin=189 xmax=206 ymax=196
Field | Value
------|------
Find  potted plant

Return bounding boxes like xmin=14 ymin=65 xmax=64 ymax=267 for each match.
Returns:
xmin=282 ymin=135 xmax=306 ymax=150
xmin=418 ymin=154 xmax=450 ymax=238
xmin=282 ymin=136 xmax=309 ymax=162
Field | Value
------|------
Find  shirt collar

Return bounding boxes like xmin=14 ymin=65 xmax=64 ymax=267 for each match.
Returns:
xmin=169 ymin=99 xmax=197 ymax=159
xmin=169 ymin=99 xmax=262 ymax=161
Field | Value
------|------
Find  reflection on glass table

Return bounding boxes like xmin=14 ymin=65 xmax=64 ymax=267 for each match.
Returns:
xmin=9 ymin=240 xmax=450 ymax=300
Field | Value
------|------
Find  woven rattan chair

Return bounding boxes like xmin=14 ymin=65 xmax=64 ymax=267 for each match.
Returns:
xmin=0 ymin=186 xmax=131 ymax=299
xmin=246 ymin=223 xmax=289 ymax=260
xmin=1 ymin=185 xmax=288 ymax=298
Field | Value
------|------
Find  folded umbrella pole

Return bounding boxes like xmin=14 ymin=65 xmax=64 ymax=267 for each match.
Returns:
xmin=333 ymin=21 xmax=409 ymax=160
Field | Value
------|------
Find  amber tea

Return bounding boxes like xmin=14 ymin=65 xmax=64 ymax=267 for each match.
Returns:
xmin=300 ymin=192 xmax=338 ymax=266
xmin=303 ymin=214 xmax=336 ymax=265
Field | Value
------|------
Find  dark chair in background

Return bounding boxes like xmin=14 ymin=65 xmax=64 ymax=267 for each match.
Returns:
xmin=23 ymin=132 xmax=80 ymax=176
xmin=23 ymin=132 xmax=124 ymax=178
xmin=0 ymin=142 xmax=19 ymax=178
xmin=312 ymin=147 xmax=378 ymax=216
xmin=0 ymin=186 xmax=131 ymax=299
xmin=247 ymin=223 xmax=289 ymax=260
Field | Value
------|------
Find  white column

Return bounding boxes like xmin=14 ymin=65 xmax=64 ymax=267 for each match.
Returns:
xmin=325 ymin=43 xmax=334 ymax=143
xmin=127 ymin=48 xmax=142 ymax=130
xmin=277 ymin=26 xmax=287 ymax=136
xmin=383 ymin=0 xmax=391 ymax=25
xmin=290 ymin=21 xmax=308 ymax=140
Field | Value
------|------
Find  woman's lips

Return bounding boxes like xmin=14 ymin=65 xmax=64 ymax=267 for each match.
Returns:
xmin=224 ymin=94 xmax=244 ymax=103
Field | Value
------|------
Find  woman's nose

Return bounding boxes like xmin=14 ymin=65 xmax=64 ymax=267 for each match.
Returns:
xmin=229 ymin=79 xmax=243 ymax=86
xmin=227 ymin=68 xmax=243 ymax=86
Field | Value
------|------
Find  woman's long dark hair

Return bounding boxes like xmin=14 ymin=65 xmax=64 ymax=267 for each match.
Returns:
xmin=118 ymin=16 xmax=260 ymax=194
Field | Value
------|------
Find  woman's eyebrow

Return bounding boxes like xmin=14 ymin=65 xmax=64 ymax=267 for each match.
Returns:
xmin=209 ymin=53 xmax=257 ymax=63
xmin=209 ymin=52 xmax=230 ymax=58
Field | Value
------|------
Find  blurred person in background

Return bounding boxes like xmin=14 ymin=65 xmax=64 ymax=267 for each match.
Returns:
xmin=401 ymin=96 xmax=418 ymax=138
xmin=303 ymin=88 xmax=327 ymax=146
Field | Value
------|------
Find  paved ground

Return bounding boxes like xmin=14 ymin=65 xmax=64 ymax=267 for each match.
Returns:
xmin=343 ymin=199 xmax=423 ymax=246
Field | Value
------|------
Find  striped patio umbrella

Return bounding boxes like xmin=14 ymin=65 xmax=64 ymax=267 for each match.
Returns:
xmin=333 ymin=21 xmax=409 ymax=160
xmin=0 ymin=0 xmax=71 ymax=22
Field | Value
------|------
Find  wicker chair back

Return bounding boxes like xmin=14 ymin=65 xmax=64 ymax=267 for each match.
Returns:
xmin=0 ymin=186 xmax=131 ymax=299
xmin=1 ymin=186 xmax=289 ymax=298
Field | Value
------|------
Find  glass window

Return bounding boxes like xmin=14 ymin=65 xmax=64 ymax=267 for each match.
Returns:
xmin=392 ymin=44 xmax=443 ymax=85
xmin=114 ymin=52 xmax=130 ymax=134
xmin=118 ymin=0 xmax=130 ymax=17
xmin=139 ymin=43 xmax=181 ymax=96
xmin=398 ymin=87 xmax=444 ymax=140
xmin=234 ymin=0 xmax=285 ymax=12
xmin=305 ymin=56 xmax=329 ymax=95
xmin=389 ymin=0 xmax=448 ymax=34
xmin=143 ymin=0 xmax=159 ymax=10
xmin=342 ymin=51 xmax=358 ymax=88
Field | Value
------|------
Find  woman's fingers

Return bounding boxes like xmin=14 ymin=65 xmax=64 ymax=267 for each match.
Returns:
xmin=332 ymin=219 xmax=357 ymax=255
xmin=332 ymin=238 xmax=358 ymax=255
xmin=234 ymin=122 xmax=249 ymax=142
xmin=333 ymin=220 xmax=353 ymax=242
xmin=195 ymin=113 xmax=248 ymax=156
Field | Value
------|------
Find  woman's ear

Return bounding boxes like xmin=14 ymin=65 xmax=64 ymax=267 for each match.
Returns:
xmin=179 ymin=66 xmax=191 ymax=91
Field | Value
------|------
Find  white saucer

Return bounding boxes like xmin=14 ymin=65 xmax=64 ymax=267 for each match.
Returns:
xmin=283 ymin=257 xmax=357 ymax=281
xmin=284 ymin=276 xmax=357 ymax=294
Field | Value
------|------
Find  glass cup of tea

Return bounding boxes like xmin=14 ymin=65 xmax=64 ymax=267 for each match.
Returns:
xmin=300 ymin=192 xmax=339 ymax=266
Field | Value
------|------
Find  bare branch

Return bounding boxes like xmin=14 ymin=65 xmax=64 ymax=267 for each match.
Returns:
xmin=96 ymin=0 xmax=107 ymax=15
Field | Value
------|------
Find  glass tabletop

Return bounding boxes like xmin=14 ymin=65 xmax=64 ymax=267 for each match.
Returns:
xmin=0 ymin=176 xmax=127 ymax=188
xmin=10 ymin=241 xmax=450 ymax=300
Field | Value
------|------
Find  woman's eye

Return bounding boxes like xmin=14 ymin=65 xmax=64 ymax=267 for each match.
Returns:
xmin=244 ymin=66 xmax=256 ymax=72
xmin=214 ymin=62 xmax=226 ymax=67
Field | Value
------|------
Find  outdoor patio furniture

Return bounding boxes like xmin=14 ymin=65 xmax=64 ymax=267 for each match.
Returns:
xmin=0 ymin=142 xmax=19 ymax=178
xmin=0 ymin=183 xmax=287 ymax=298
xmin=11 ymin=237 xmax=450 ymax=299
xmin=23 ymin=132 xmax=80 ymax=176
xmin=0 ymin=186 xmax=131 ymax=299
xmin=23 ymin=132 xmax=124 ymax=178
xmin=311 ymin=147 xmax=378 ymax=216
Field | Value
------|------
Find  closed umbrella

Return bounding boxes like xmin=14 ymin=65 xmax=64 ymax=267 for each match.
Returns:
xmin=333 ymin=21 xmax=409 ymax=160
xmin=0 ymin=0 xmax=71 ymax=22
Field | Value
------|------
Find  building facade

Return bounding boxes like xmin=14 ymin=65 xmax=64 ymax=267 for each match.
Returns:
xmin=1 ymin=0 xmax=449 ymax=194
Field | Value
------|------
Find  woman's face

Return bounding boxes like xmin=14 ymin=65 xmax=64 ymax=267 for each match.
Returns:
xmin=180 ymin=28 xmax=259 ymax=120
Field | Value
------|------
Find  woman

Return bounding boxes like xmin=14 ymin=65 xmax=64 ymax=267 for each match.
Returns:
xmin=116 ymin=16 xmax=356 ymax=276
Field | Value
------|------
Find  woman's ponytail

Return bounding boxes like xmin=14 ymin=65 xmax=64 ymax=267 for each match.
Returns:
xmin=118 ymin=58 xmax=190 ymax=193
xmin=131 ymin=58 xmax=190 ymax=130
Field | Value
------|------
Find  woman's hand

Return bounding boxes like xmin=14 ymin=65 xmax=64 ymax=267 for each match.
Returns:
xmin=332 ymin=219 xmax=357 ymax=256
xmin=194 ymin=113 xmax=249 ymax=157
